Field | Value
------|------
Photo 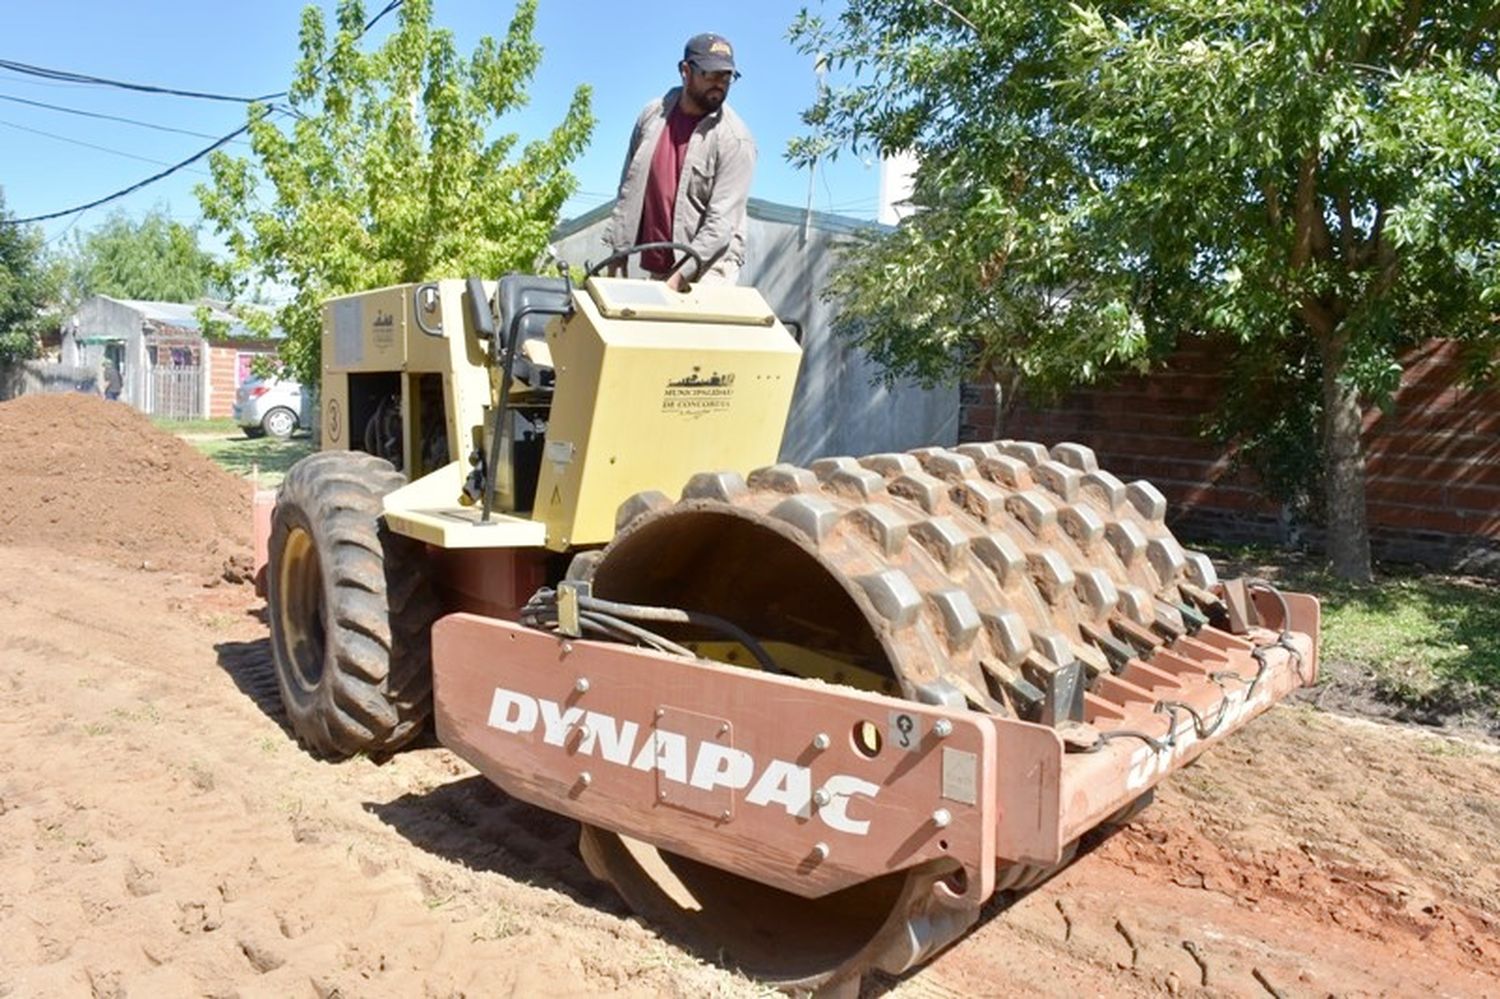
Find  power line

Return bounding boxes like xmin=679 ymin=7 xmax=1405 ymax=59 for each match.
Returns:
xmin=0 ymin=118 xmax=214 ymax=172
xmin=0 ymin=58 xmax=281 ymax=105
xmin=0 ymin=68 xmax=125 ymax=91
xmin=44 ymin=207 xmax=88 ymax=247
xmin=5 ymin=120 xmax=256 ymax=224
xmin=0 ymin=92 xmax=231 ymax=140
xmin=0 ymin=0 xmax=405 ymax=227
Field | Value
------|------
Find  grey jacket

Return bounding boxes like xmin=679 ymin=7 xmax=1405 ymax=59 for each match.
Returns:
xmin=604 ymin=88 xmax=756 ymax=281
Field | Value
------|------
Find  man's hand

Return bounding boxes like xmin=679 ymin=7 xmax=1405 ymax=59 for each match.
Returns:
xmin=664 ymin=270 xmax=688 ymax=292
xmin=606 ymin=261 xmax=625 ymax=278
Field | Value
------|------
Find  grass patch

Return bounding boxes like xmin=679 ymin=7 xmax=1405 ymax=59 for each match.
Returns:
xmin=1199 ymin=543 xmax=1500 ymax=718
xmin=187 ymin=433 xmax=314 ymax=489
xmin=153 ymin=416 xmax=240 ymax=435
xmin=1315 ymin=572 xmax=1500 ymax=703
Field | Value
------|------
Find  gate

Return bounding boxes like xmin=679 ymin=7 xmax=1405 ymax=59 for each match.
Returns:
xmin=150 ymin=365 xmax=204 ymax=420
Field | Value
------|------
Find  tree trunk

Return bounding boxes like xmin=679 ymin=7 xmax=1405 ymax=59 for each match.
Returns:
xmin=1317 ymin=329 xmax=1373 ymax=582
xmin=985 ymin=364 xmax=1024 ymax=439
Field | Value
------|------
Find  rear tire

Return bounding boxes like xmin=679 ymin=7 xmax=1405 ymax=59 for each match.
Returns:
xmin=267 ymin=451 xmax=439 ymax=757
xmin=262 ymin=405 xmax=298 ymax=440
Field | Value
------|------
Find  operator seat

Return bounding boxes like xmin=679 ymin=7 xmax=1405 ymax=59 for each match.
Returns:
xmin=497 ymin=274 xmax=571 ymax=388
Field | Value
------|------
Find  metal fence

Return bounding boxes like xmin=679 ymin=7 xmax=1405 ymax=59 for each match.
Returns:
xmin=148 ymin=365 xmax=204 ymax=420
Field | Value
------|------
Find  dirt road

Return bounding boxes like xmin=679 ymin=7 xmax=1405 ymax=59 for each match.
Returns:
xmin=2 ymin=394 xmax=1497 ymax=997
xmin=3 ymin=544 xmax=1498 ymax=998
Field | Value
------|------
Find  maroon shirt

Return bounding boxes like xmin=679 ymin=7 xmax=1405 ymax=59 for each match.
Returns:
xmin=636 ymin=105 xmax=702 ymax=274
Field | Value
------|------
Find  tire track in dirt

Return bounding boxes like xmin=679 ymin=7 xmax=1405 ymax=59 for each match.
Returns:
xmin=2 ymin=392 xmax=1498 ymax=996
xmin=4 ymin=540 xmax=1500 ymax=997
xmin=0 ymin=546 xmax=758 ymax=998
xmin=895 ymin=709 xmax=1500 ymax=998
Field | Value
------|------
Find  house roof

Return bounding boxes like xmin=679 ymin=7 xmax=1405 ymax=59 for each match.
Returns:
xmin=104 ymin=297 xmax=237 ymax=327
xmin=551 ymin=196 xmax=891 ymax=242
xmin=97 ymin=296 xmax=281 ymax=339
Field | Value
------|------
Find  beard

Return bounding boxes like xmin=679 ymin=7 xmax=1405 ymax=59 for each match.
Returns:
xmin=684 ymin=76 xmax=727 ymax=113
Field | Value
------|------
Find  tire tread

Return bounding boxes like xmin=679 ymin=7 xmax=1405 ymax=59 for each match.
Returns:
xmin=267 ymin=451 xmax=439 ymax=757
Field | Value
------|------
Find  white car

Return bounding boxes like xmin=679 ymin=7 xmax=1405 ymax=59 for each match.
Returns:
xmin=234 ymin=375 xmax=306 ymax=440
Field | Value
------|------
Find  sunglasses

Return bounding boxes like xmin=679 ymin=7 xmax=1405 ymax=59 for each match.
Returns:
xmin=690 ymin=65 xmax=740 ymax=84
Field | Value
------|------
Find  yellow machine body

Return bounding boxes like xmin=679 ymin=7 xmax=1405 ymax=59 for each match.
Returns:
xmin=317 ymin=277 xmax=802 ymax=552
xmin=535 ymin=278 xmax=800 ymax=548
xmin=263 ymin=266 xmax=1324 ymax=994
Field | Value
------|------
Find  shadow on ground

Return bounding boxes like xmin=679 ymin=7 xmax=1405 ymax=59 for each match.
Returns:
xmin=366 ymin=775 xmax=623 ymax=912
xmin=211 ymin=635 xmax=1146 ymax=993
xmin=212 ymin=635 xmax=445 ymax=753
xmin=860 ymin=820 xmax=1133 ymax=997
xmin=210 ymin=637 xmax=628 ymax=919
xmin=214 ymin=637 xmax=293 ymax=738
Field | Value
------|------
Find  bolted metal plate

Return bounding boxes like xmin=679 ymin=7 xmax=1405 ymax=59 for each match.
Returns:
xmin=655 ymin=707 xmax=736 ymax=821
xmin=942 ymin=748 xmax=979 ymax=806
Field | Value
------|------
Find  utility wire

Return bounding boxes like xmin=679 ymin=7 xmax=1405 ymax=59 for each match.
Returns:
xmin=45 ymin=215 xmax=85 ymax=246
xmin=0 ymin=118 xmax=214 ymax=171
xmin=0 ymin=92 xmax=232 ymax=140
xmin=0 ymin=0 xmax=401 ymax=106
xmin=0 ymin=59 xmax=281 ymax=104
xmin=0 ymin=0 xmax=404 ymax=226
xmin=6 ymin=119 xmax=257 ymax=224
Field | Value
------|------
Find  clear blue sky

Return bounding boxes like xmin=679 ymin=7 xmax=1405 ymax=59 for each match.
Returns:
xmin=0 ymin=0 xmax=880 ymax=250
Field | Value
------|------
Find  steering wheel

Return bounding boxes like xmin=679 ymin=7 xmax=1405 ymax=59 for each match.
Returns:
xmin=585 ymin=241 xmax=705 ymax=281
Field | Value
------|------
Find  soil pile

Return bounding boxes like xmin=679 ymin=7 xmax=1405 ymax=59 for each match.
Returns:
xmin=0 ymin=392 xmax=250 ymax=579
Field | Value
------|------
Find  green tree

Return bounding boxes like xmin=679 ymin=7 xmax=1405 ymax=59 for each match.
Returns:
xmin=0 ymin=187 xmax=58 ymax=363
xmin=793 ymin=1 xmax=1500 ymax=581
xmin=197 ymin=0 xmax=593 ymax=386
xmin=66 ymin=207 xmax=216 ymax=304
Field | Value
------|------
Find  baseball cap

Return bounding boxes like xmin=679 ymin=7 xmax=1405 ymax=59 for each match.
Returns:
xmin=684 ymin=33 xmax=739 ymax=77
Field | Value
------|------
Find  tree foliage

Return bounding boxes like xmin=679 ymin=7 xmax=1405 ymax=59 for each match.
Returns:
xmin=197 ymin=0 xmax=594 ymax=385
xmin=62 ymin=207 xmax=217 ymax=306
xmin=793 ymin=0 xmax=1500 ymax=579
xmin=0 ymin=187 xmax=59 ymax=363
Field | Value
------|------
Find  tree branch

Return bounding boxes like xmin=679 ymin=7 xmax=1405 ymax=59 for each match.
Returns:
xmin=1358 ymin=206 xmax=1388 ymax=268
xmin=1262 ymin=179 xmax=1283 ymax=229
xmin=1299 ymin=296 xmax=1336 ymax=338
xmin=1399 ymin=0 xmax=1425 ymax=64
xmin=1336 ymin=190 xmax=1356 ymax=268
xmin=1290 ymin=148 xmax=1321 ymax=269
xmin=927 ymin=0 xmax=979 ymax=37
xmin=1370 ymin=244 xmax=1402 ymax=300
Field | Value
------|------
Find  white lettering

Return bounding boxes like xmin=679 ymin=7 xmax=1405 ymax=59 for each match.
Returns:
xmin=482 ymin=687 xmax=883 ymax=835
xmin=579 ymin=711 xmax=640 ymax=765
xmin=689 ymin=743 xmax=754 ymax=792
xmin=631 ymin=729 xmax=689 ymax=784
xmin=817 ymin=775 xmax=880 ymax=835
xmin=487 ymin=689 xmax=538 ymax=733
xmin=539 ymin=699 xmax=585 ymax=747
xmin=745 ymin=759 xmax=812 ymax=818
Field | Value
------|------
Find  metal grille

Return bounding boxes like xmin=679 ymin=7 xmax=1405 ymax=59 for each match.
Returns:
xmin=149 ymin=366 xmax=203 ymax=419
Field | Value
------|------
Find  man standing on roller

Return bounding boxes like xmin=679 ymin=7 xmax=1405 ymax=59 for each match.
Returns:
xmin=605 ymin=33 xmax=756 ymax=288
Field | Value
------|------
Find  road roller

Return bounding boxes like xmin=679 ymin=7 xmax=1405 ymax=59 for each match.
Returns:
xmin=258 ymin=244 xmax=1320 ymax=992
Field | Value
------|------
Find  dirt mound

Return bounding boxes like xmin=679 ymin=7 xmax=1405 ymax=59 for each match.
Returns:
xmin=0 ymin=393 xmax=251 ymax=580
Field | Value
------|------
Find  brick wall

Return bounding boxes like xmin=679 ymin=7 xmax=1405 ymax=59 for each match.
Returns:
xmin=962 ymin=338 xmax=1500 ymax=574
xmin=207 ymin=342 xmax=279 ymax=419
xmin=208 ymin=344 xmax=239 ymax=418
xmin=1361 ymin=340 xmax=1500 ymax=570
